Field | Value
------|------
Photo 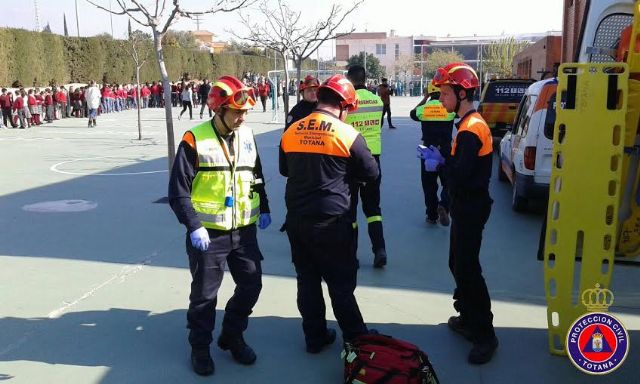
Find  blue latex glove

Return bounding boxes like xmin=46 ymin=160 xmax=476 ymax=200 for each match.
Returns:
xmin=190 ymin=227 xmax=210 ymax=251
xmin=428 ymin=145 xmax=445 ymax=164
xmin=424 ymin=158 xmax=441 ymax=172
xmin=258 ymin=213 xmax=272 ymax=229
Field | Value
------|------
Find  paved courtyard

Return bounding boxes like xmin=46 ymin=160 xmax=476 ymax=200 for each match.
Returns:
xmin=0 ymin=97 xmax=638 ymax=383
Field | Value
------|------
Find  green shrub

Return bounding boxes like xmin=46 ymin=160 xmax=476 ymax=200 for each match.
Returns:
xmin=0 ymin=28 xmax=276 ymax=85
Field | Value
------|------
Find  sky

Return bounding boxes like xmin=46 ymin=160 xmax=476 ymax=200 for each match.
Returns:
xmin=3 ymin=0 xmax=564 ymax=58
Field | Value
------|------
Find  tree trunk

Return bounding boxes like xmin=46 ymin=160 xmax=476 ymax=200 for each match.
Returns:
xmin=153 ymin=30 xmax=176 ymax=172
xmin=281 ymin=50 xmax=290 ymax=121
xmin=136 ymin=66 xmax=142 ymax=141
xmin=295 ymin=57 xmax=302 ymax=103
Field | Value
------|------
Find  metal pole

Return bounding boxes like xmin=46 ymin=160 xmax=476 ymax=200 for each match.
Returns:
xmin=75 ymin=0 xmax=80 ymax=37
xmin=109 ymin=0 xmax=114 ymax=37
xmin=363 ymin=43 xmax=367 ymax=76
xmin=478 ymin=41 xmax=483 ymax=97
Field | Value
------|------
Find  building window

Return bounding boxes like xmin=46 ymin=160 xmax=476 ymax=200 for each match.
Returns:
xmin=395 ymin=43 xmax=400 ymax=59
xmin=376 ymin=44 xmax=386 ymax=55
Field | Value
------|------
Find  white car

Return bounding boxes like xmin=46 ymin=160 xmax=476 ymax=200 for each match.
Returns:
xmin=499 ymin=78 xmax=558 ymax=211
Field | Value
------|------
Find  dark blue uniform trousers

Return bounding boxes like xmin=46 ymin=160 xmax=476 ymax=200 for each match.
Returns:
xmin=286 ymin=214 xmax=368 ymax=346
xmin=186 ymin=224 xmax=263 ymax=348
xmin=351 ymin=155 xmax=386 ymax=254
xmin=448 ymin=192 xmax=496 ymax=343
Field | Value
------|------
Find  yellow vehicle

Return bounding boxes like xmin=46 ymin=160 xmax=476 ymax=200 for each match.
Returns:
xmin=477 ymin=78 xmax=534 ymax=136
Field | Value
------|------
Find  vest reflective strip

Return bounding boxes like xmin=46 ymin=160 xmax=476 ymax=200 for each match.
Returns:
xmin=198 ymin=212 xmax=226 ymax=224
xmin=356 ymin=105 xmax=384 ymax=113
xmin=366 ymin=215 xmax=382 ymax=223
xmin=451 ymin=113 xmax=493 ymax=156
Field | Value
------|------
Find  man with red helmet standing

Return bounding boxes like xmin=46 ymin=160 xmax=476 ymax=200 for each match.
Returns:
xmin=280 ymin=74 xmax=379 ymax=353
xmin=426 ymin=62 xmax=498 ymax=364
xmin=284 ymin=75 xmax=320 ymax=131
xmin=168 ymin=75 xmax=271 ymax=376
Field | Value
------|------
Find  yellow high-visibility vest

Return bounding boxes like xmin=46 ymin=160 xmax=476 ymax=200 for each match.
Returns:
xmin=190 ymin=121 xmax=260 ymax=230
xmin=346 ymin=89 xmax=384 ymax=155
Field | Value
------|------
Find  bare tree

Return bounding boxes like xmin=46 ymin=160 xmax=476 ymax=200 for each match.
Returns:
xmin=86 ymin=0 xmax=254 ymax=171
xmin=120 ymin=30 xmax=151 ymax=140
xmin=233 ymin=0 xmax=362 ymax=120
xmin=393 ymin=54 xmax=415 ymax=95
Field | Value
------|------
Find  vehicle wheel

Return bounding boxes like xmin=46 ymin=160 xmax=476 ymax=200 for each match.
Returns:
xmin=498 ymin=163 xmax=508 ymax=182
xmin=512 ymin=177 xmax=528 ymax=212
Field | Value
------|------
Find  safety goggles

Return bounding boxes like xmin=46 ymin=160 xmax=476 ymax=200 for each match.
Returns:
xmin=228 ymin=88 xmax=256 ymax=110
xmin=432 ymin=67 xmax=450 ymax=86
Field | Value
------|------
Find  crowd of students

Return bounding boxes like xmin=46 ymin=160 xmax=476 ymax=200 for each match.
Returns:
xmin=0 ymin=71 xmax=290 ymax=129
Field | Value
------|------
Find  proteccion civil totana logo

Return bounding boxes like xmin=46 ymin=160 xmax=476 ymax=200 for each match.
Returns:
xmin=566 ymin=284 xmax=629 ymax=375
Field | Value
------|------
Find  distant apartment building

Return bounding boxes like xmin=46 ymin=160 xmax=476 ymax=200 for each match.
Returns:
xmin=191 ymin=30 xmax=228 ymax=54
xmin=335 ymin=31 xmax=413 ymax=77
xmin=336 ymin=31 xmax=551 ymax=82
xmin=512 ymin=34 xmax=562 ymax=80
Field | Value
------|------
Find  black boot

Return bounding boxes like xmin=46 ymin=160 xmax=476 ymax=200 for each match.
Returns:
xmin=306 ymin=328 xmax=336 ymax=354
xmin=468 ymin=336 xmax=499 ymax=364
xmin=191 ymin=347 xmax=215 ymax=376
xmin=447 ymin=315 xmax=473 ymax=341
xmin=373 ymin=248 xmax=387 ymax=269
xmin=217 ymin=332 xmax=257 ymax=365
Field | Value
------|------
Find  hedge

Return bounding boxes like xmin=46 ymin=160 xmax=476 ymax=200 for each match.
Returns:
xmin=0 ymin=28 xmax=279 ymax=86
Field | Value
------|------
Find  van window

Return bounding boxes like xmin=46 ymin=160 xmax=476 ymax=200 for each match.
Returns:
xmin=482 ymin=82 xmax=529 ymax=103
xmin=514 ymin=96 xmax=532 ymax=136
xmin=589 ymin=14 xmax=633 ymax=63
xmin=544 ymin=91 xmax=566 ymax=140
xmin=544 ymin=92 xmax=557 ymax=139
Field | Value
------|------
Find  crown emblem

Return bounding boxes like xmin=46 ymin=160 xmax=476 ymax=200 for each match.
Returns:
xmin=581 ymin=283 xmax=614 ymax=312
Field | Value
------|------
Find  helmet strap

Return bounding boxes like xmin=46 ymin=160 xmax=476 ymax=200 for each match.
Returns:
xmin=454 ymin=86 xmax=464 ymax=115
xmin=215 ymin=108 xmax=233 ymax=135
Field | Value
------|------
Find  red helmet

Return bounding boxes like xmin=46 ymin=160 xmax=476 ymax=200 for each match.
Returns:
xmin=319 ymin=74 xmax=358 ymax=112
xmin=431 ymin=62 xmax=479 ymax=89
xmin=299 ymin=75 xmax=320 ymax=91
xmin=207 ymin=75 xmax=256 ymax=111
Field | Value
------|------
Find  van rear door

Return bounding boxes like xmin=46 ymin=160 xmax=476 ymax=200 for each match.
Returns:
xmin=534 ymin=81 xmax=559 ymax=185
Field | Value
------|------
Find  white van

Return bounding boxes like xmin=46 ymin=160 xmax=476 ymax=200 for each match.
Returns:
xmin=498 ymin=78 xmax=559 ymax=211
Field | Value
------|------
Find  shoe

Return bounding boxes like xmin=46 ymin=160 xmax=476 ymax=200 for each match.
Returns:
xmin=437 ymin=206 xmax=450 ymax=227
xmin=191 ymin=347 xmax=215 ymax=376
xmin=389 ymin=125 xmax=397 ymax=129
xmin=306 ymin=328 xmax=336 ymax=353
xmin=447 ymin=316 xmax=473 ymax=342
xmin=468 ymin=336 xmax=498 ymax=364
xmin=373 ymin=249 xmax=387 ymax=269
xmin=217 ymin=332 xmax=257 ymax=365
xmin=426 ymin=217 xmax=438 ymax=225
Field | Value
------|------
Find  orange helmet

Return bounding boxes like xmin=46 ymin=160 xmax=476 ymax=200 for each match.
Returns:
xmin=299 ymin=75 xmax=320 ymax=91
xmin=319 ymin=74 xmax=358 ymax=112
xmin=432 ymin=62 xmax=479 ymax=89
xmin=207 ymin=75 xmax=256 ymax=111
